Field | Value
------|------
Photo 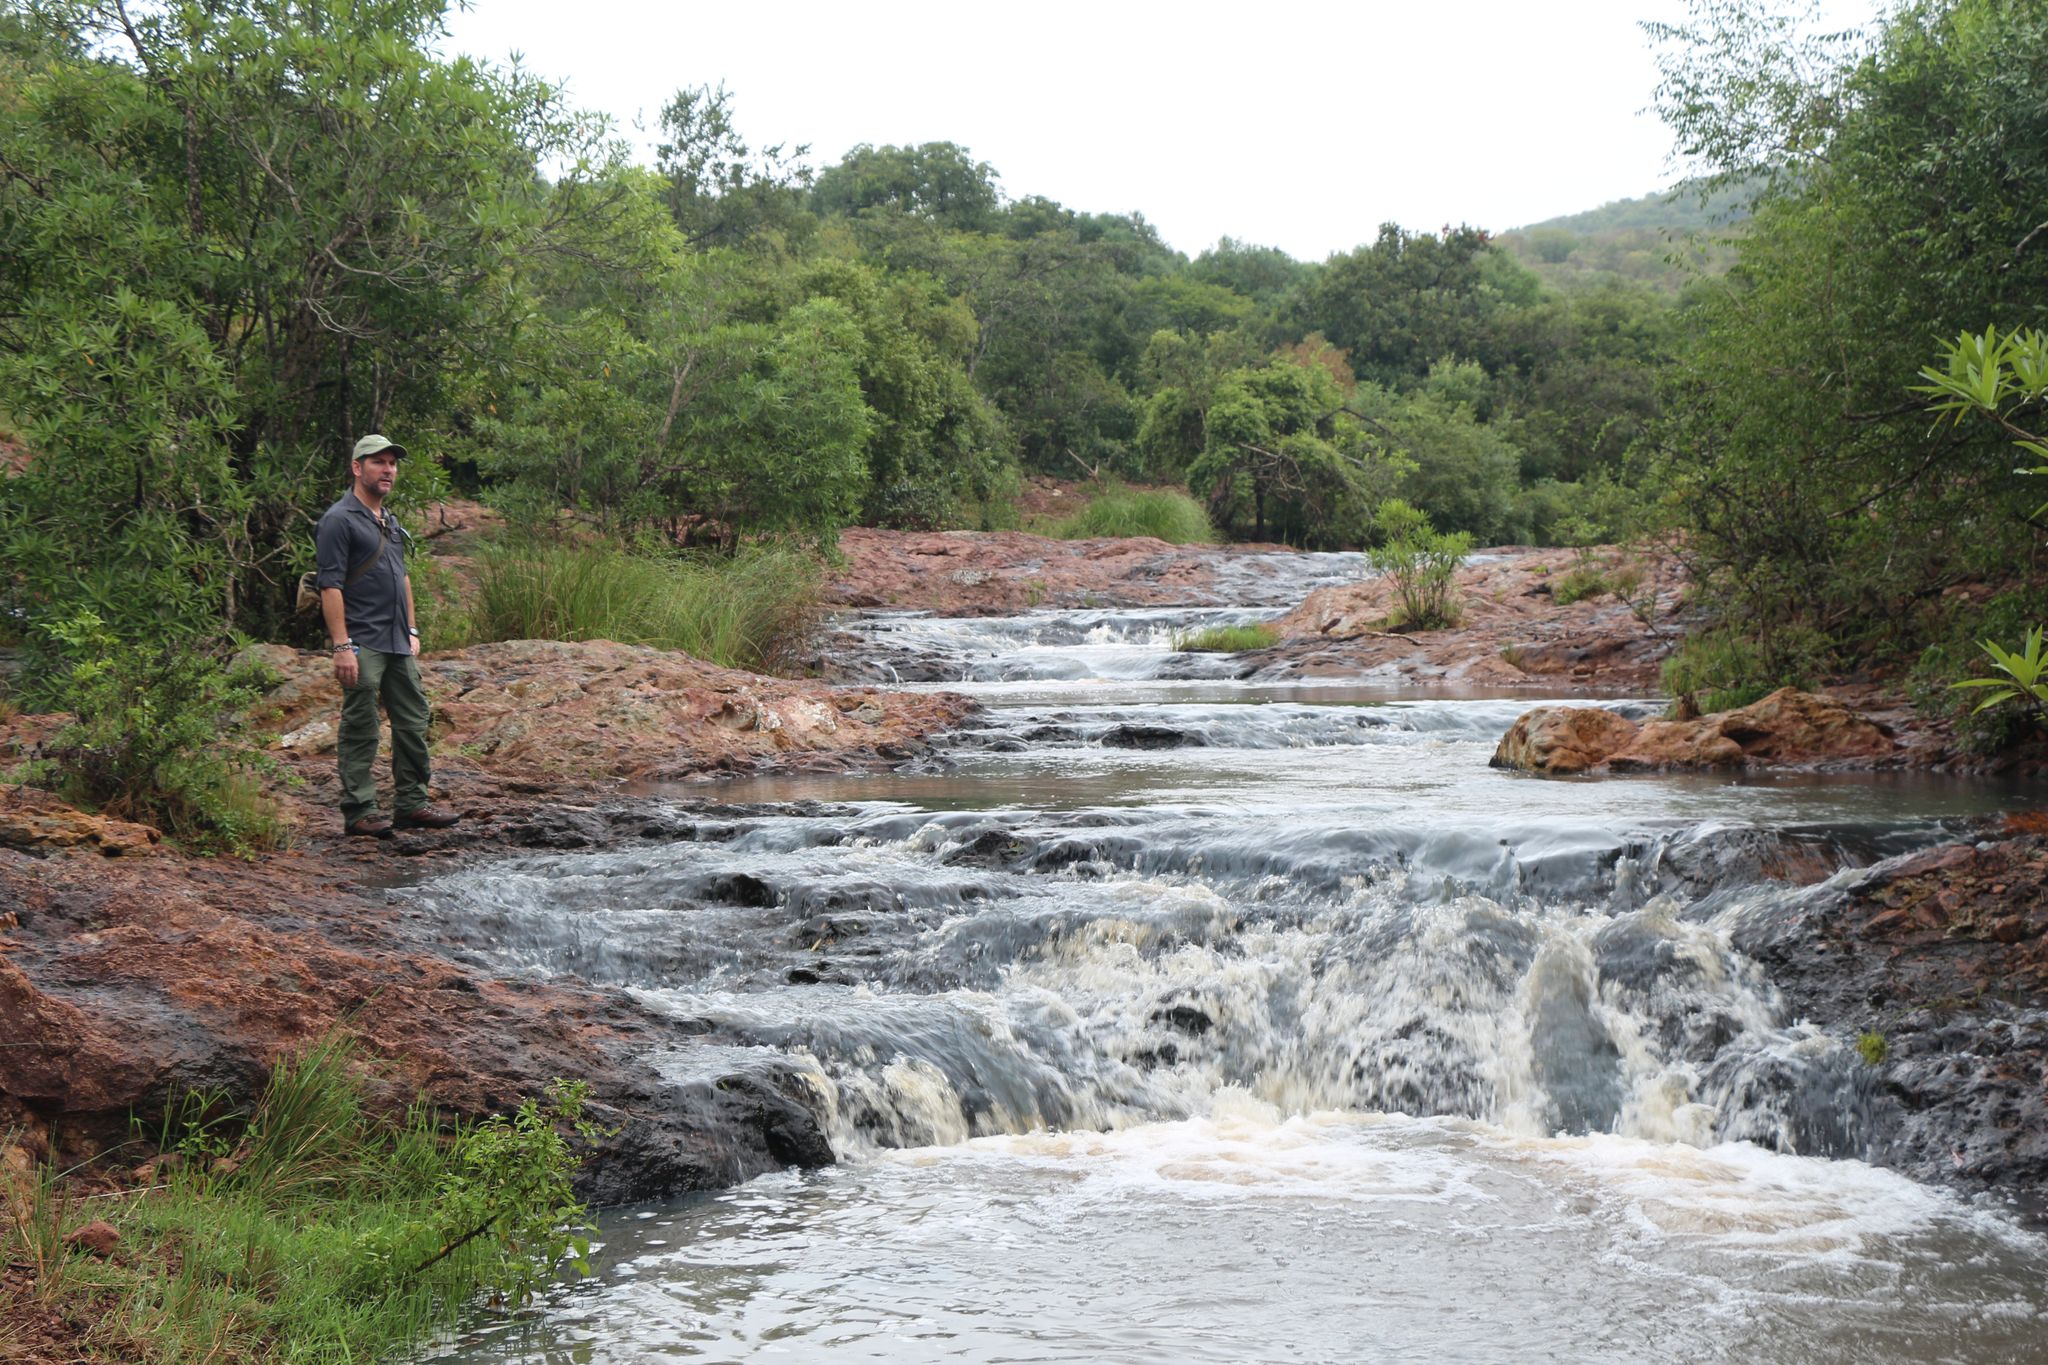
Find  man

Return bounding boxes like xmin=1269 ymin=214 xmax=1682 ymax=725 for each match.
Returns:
xmin=314 ymin=434 xmax=460 ymax=838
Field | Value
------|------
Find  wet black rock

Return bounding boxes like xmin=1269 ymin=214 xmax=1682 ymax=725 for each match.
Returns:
xmin=1726 ymin=836 xmax=2048 ymax=1205
xmin=1099 ymin=723 xmax=1207 ymax=750
xmin=703 ymin=873 xmax=779 ymax=907
xmin=1152 ymin=1003 xmax=1215 ymax=1036
xmin=943 ymin=828 xmax=1029 ymax=869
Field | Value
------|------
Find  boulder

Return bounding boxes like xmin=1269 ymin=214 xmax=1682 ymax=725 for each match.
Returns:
xmin=1489 ymin=706 xmax=1641 ymax=775
xmin=1493 ymin=688 xmax=1895 ymax=775
xmin=0 ymin=787 xmax=160 ymax=856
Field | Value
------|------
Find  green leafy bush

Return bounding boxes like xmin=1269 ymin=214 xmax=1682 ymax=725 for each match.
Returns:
xmin=4 ymin=1032 xmax=597 ymax=1362
xmin=1552 ymin=566 xmax=1609 ymax=605
xmin=1366 ymin=500 xmax=1472 ymax=630
xmin=1170 ymin=623 xmax=1280 ymax=653
xmin=469 ymin=539 xmax=823 ymax=672
xmin=1660 ymin=625 xmax=1825 ymax=716
xmin=32 ymin=611 xmax=286 ymax=853
xmin=1052 ymin=484 xmax=1217 ymax=544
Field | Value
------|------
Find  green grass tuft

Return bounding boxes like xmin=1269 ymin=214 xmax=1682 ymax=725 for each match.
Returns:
xmin=1 ymin=1033 xmax=596 ymax=1363
xmin=1051 ymin=485 xmax=1216 ymax=545
xmin=1856 ymin=1031 xmax=1890 ymax=1066
xmin=467 ymin=539 xmax=823 ymax=673
xmin=1552 ymin=566 xmax=1608 ymax=605
xmin=1171 ymin=623 xmax=1280 ymax=653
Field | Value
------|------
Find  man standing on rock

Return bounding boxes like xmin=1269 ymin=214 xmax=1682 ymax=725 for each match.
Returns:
xmin=315 ymin=434 xmax=460 ymax=838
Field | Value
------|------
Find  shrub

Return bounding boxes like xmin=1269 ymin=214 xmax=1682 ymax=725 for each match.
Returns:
xmin=1661 ymin=625 xmax=1826 ymax=715
xmin=469 ymin=539 xmax=823 ymax=673
xmin=1051 ymin=483 xmax=1216 ymax=544
xmin=1366 ymin=500 xmax=1472 ymax=630
xmin=1907 ymin=593 xmax=2041 ymax=754
xmin=1171 ymin=623 xmax=1280 ymax=653
xmin=31 ymin=611 xmax=288 ymax=853
xmin=2 ymin=1032 xmax=597 ymax=1362
xmin=1552 ymin=566 xmax=1608 ymax=605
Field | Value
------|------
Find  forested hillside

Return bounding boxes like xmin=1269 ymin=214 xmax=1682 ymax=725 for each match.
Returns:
xmin=1494 ymin=183 xmax=1749 ymax=293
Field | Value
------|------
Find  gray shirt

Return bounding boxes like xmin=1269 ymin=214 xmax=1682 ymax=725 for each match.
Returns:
xmin=314 ymin=490 xmax=412 ymax=655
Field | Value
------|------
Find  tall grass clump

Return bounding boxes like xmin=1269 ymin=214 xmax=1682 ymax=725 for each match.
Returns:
xmin=1052 ymin=483 xmax=1216 ymax=545
xmin=1170 ymin=623 xmax=1280 ymax=653
xmin=470 ymin=539 xmax=824 ymax=672
xmin=0 ymin=1033 xmax=597 ymax=1362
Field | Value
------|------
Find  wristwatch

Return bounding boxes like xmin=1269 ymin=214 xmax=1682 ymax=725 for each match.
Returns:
xmin=332 ymin=639 xmax=357 ymax=654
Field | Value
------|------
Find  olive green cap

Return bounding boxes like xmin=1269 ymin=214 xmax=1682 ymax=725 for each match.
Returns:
xmin=351 ymin=434 xmax=407 ymax=461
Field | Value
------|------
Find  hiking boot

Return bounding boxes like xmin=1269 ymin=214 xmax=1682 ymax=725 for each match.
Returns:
xmin=345 ymin=814 xmax=394 ymax=839
xmin=393 ymin=804 xmax=461 ymax=830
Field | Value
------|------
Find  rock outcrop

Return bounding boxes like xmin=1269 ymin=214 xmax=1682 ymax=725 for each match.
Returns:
xmin=240 ymin=637 xmax=976 ymax=794
xmin=1265 ymin=547 xmax=1689 ymax=691
xmin=1492 ymin=688 xmax=1897 ymax=774
xmin=0 ymin=638 xmax=980 ymax=1201
xmin=1727 ymin=826 xmax=2048 ymax=1197
xmin=0 ymin=785 xmax=160 ymax=857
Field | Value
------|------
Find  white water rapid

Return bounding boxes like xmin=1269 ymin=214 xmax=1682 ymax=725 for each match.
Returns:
xmin=416 ymin=579 xmax=2048 ymax=1364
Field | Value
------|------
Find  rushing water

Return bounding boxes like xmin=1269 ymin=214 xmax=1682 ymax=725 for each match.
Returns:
xmin=418 ymin=581 xmax=2048 ymax=1363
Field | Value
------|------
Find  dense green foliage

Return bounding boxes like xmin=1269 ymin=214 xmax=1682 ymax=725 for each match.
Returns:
xmin=0 ymin=0 xmax=1692 ymax=695
xmin=1644 ymin=0 xmax=2048 ymax=693
xmin=1 ymin=1034 xmax=593 ymax=1361
xmin=30 ymin=611 xmax=287 ymax=853
xmin=13 ymin=0 xmax=2036 ymax=747
xmin=467 ymin=540 xmax=823 ymax=672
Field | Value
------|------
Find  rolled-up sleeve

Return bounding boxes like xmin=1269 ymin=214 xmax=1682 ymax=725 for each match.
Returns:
xmin=314 ymin=511 xmax=351 ymax=590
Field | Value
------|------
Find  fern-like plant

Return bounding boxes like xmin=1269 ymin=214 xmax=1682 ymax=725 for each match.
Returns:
xmin=1950 ymin=626 xmax=2048 ymax=728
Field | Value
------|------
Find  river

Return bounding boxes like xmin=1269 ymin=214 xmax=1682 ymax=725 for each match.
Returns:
xmin=416 ymin=561 xmax=2048 ymax=1363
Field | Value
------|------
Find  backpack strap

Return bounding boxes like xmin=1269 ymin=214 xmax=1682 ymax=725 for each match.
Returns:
xmin=342 ymin=516 xmax=389 ymax=587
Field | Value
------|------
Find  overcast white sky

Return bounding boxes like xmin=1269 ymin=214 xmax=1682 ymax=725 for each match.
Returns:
xmin=440 ymin=0 xmax=1886 ymax=262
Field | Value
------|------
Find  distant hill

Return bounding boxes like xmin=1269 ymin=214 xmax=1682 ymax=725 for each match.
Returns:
xmin=1496 ymin=182 xmax=1753 ymax=294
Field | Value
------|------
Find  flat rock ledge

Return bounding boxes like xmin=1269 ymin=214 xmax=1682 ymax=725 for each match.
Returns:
xmin=1491 ymin=687 xmax=1896 ymax=775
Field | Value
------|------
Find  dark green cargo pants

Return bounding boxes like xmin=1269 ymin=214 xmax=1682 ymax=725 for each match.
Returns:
xmin=337 ymin=649 xmax=432 ymax=823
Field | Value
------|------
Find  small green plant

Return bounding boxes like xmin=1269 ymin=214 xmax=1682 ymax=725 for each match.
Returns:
xmin=1366 ymin=500 xmax=1471 ymax=631
xmin=1171 ymin=623 xmax=1280 ymax=653
xmin=1912 ymin=325 xmax=2048 ymax=517
xmin=1552 ymin=566 xmax=1608 ymax=605
xmin=1950 ymin=625 xmax=2048 ymax=729
xmin=1499 ymin=644 xmax=1529 ymax=670
xmin=32 ymin=610 xmax=287 ymax=853
xmin=1856 ymin=1031 xmax=1890 ymax=1066
xmin=1051 ymin=482 xmax=1217 ymax=545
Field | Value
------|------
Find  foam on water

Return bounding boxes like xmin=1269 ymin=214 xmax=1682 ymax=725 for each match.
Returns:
xmin=413 ymin=549 xmax=2047 ymax=1362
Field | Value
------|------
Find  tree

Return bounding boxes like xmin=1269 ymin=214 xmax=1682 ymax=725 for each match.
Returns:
xmin=1283 ymin=224 xmax=1507 ymax=387
xmin=813 ymin=142 xmax=1001 ymax=231
xmin=0 ymin=0 xmax=633 ymax=640
xmin=1186 ymin=361 xmax=1403 ymax=545
xmin=654 ymin=83 xmax=814 ymax=251
xmin=1644 ymin=0 xmax=2048 ymax=662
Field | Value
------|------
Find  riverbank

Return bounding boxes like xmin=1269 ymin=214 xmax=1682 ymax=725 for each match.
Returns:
xmin=5 ymin=530 xmax=2045 ymax=1361
xmin=1 ymin=639 xmax=972 ymax=1208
